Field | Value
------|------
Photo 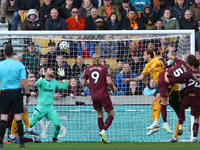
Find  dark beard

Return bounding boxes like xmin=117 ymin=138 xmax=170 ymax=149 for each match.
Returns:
xmin=49 ymin=74 xmax=55 ymax=78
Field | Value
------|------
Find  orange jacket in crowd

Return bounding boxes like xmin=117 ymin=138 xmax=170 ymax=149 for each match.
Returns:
xmin=65 ymin=16 xmax=85 ymax=30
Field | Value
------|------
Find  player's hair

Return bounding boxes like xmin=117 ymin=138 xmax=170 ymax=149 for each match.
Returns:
xmin=5 ymin=45 xmax=13 ymax=57
xmin=193 ymin=59 xmax=199 ymax=69
xmin=92 ymin=53 xmax=100 ymax=65
xmin=44 ymin=65 xmax=52 ymax=72
xmin=187 ymin=54 xmax=197 ymax=66
xmin=146 ymin=50 xmax=154 ymax=58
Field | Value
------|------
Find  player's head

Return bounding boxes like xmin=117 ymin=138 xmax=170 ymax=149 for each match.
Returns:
xmin=92 ymin=53 xmax=100 ymax=65
xmin=44 ymin=66 xmax=55 ymax=78
xmin=143 ymin=50 xmax=154 ymax=62
xmin=191 ymin=59 xmax=199 ymax=70
xmin=186 ymin=54 xmax=197 ymax=68
xmin=5 ymin=45 xmax=13 ymax=57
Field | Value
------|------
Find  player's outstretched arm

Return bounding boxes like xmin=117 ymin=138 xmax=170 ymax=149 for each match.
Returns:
xmin=34 ymin=78 xmax=43 ymax=88
xmin=167 ymin=46 xmax=175 ymax=61
xmin=56 ymin=80 xmax=68 ymax=89
xmin=82 ymin=79 xmax=90 ymax=86
xmin=123 ymin=74 xmax=146 ymax=83
xmin=106 ymin=76 xmax=115 ymax=93
xmin=158 ymin=56 xmax=168 ymax=67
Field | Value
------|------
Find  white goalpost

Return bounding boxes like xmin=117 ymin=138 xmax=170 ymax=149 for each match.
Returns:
xmin=0 ymin=30 xmax=195 ymax=142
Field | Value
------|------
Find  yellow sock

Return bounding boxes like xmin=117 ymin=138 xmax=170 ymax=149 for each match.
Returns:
xmin=174 ymin=120 xmax=185 ymax=138
xmin=154 ymin=102 xmax=161 ymax=119
xmin=11 ymin=119 xmax=17 ymax=135
xmin=22 ymin=112 xmax=30 ymax=129
xmin=151 ymin=105 xmax=155 ymax=122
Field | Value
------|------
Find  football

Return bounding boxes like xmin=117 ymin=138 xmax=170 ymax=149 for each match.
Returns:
xmin=59 ymin=41 xmax=70 ymax=51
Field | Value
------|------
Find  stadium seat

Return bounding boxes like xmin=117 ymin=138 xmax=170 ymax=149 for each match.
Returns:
xmin=138 ymin=11 xmax=142 ymax=18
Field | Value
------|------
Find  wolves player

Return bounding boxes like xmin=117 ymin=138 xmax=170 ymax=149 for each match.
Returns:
xmin=158 ymin=48 xmax=200 ymax=132
xmin=82 ymin=53 xmax=115 ymax=144
xmin=123 ymin=50 xmax=178 ymax=135
xmin=178 ymin=60 xmax=200 ymax=142
xmin=29 ymin=66 xmax=67 ymax=142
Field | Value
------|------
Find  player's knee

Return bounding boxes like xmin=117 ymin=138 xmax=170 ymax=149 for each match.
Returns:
xmin=55 ymin=123 xmax=61 ymax=130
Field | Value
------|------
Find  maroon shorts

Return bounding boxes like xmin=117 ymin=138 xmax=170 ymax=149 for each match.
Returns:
xmin=158 ymin=71 xmax=169 ymax=98
xmin=92 ymin=96 xmax=113 ymax=112
xmin=180 ymin=95 xmax=200 ymax=116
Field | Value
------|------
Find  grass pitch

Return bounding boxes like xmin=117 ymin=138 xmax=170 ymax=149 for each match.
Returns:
xmin=2 ymin=142 xmax=200 ymax=150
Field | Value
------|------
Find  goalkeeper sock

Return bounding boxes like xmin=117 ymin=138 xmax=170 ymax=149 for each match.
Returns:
xmin=161 ymin=104 xmax=167 ymax=122
xmin=174 ymin=121 xmax=179 ymax=138
xmin=151 ymin=105 xmax=155 ymax=122
xmin=11 ymin=119 xmax=17 ymax=135
xmin=16 ymin=120 xmax=24 ymax=144
xmin=154 ymin=102 xmax=161 ymax=119
xmin=0 ymin=121 xmax=6 ymax=144
xmin=193 ymin=123 xmax=199 ymax=138
xmin=98 ymin=118 xmax=104 ymax=131
xmin=53 ymin=125 xmax=60 ymax=138
xmin=103 ymin=116 xmax=114 ymax=131
xmin=22 ymin=112 xmax=30 ymax=129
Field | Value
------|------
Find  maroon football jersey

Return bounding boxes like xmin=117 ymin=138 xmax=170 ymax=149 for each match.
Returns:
xmin=167 ymin=57 xmax=196 ymax=83
xmin=83 ymin=64 xmax=110 ymax=99
xmin=185 ymin=71 xmax=200 ymax=96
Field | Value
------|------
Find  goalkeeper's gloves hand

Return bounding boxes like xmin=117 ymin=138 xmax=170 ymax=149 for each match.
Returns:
xmin=57 ymin=68 xmax=66 ymax=80
xmin=41 ymin=67 xmax=46 ymax=78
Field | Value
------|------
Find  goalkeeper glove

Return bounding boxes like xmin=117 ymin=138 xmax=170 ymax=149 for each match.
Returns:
xmin=57 ymin=68 xmax=66 ymax=80
xmin=40 ymin=67 xmax=46 ymax=79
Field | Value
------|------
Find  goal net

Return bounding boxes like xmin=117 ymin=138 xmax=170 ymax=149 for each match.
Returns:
xmin=0 ymin=30 xmax=195 ymax=142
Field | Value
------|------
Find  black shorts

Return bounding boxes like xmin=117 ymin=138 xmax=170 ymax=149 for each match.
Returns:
xmin=0 ymin=88 xmax=23 ymax=114
xmin=169 ymin=88 xmax=185 ymax=113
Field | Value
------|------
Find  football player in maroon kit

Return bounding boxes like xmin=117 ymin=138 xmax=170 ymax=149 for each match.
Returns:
xmin=82 ymin=53 xmax=115 ymax=144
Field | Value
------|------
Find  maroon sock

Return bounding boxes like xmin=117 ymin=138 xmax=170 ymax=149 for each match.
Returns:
xmin=193 ymin=123 xmax=199 ymax=137
xmin=178 ymin=109 xmax=185 ymax=124
xmin=98 ymin=118 xmax=104 ymax=131
xmin=161 ymin=105 xmax=167 ymax=122
xmin=103 ymin=116 xmax=114 ymax=131
xmin=23 ymin=137 xmax=33 ymax=142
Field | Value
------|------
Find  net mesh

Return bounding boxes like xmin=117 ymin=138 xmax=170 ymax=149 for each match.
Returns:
xmin=0 ymin=32 xmax=194 ymax=142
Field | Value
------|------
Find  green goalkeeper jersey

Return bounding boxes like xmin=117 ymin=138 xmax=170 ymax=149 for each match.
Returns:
xmin=35 ymin=78 xmax=67 ymax=106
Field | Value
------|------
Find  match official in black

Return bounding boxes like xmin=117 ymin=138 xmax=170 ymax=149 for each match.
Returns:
xmin=0 ymin=45 xmax=30 ymax=147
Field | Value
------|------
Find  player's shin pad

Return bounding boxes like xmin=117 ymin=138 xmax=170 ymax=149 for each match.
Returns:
xmin=154 ymin=102 xmax=161 ymax=119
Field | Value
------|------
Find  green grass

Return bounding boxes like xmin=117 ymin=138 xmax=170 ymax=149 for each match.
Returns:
xmin=2 ymin=142 xmax=200 ymax=150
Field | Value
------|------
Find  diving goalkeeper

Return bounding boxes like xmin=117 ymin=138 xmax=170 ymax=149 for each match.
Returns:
xmin=29 ymin=66 xmax=67 ymax=142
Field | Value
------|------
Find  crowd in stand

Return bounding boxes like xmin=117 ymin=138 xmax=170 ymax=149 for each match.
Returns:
xmin=0 ymin=0 xmax=200 ymax=99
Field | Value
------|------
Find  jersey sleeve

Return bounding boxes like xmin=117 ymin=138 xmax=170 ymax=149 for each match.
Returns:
xmin=35 ymin=78 xmax=43 ymax=87
xmin=142 ymin=64 xmax=149 ymax=75
xmin=83 ymin=69 xmax=88 ymax=80
xmin=105 ymin=67 xmax=111 ymax=77
xmin=174 ymin=57 xmax=181 ymax=63
xmin=56 ymin=80 xmax=68 ymax=89
xmin=20 ymin=63 xmax=26 ymax=79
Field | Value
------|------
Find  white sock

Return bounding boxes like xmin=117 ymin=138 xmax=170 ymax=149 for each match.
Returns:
xmin=102 ymin=129 xmax=105 ymax=134
xmin=32 ymin=137 xmax=35 ymax=142
xmin=164 ymin=122 xmax=169 ymax=127
xmin=173 ymin=137 xmax=177 ymax=140
xmin=154 ymin=118 xmax=159 ymax=124
xmin=192 ymin=137 xmax=197 ymax=140
xmin=179 ymin=125 xmax=183 ymax=130
xmin=26 ymin=128 xmax=31 ymax=132
xmin=9 ymin=134 xmax=15 ymax=139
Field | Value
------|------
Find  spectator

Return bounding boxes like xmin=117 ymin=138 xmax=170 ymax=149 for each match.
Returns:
xmin=98 ymin=0 xmax=122 ymax=22
xmin=98 ymin=35 xmax=118 ymax=58
xmin=151 ymin=19 xmax=165 ymax=30
xmin=112 ymin=0 xmax=123 ymax=7
xmin=65 ymin=8 xmax=85 ymax=30
xmin=161 ymin=8 xmax=180 ymax=30
xmin=152 ymin=0 xmax=171 ymax=19
xmin=189 ymin=0 xmax=200 ymax=23
xmin=119 ymin=0 xmax=135 ymax=21
xmin=79 ymin=0 xmax=93 ymax=20
xmin=73 ymin=0 xmax=84 ymax=9
xmin=22 ymin=9 xmax=44 ymax=30
xmin=115 ymin=63 xmax=139 ymax=91
xmin=140 ymin=4 xmax=158 ymax=30
xmin=12 ymin=0 xmax=40 ymax=30
xmin=125 ymin=81 xmax=142 ymax=95
xmin=1 ymin=0 xmax=14 ymax=23
xmin=172 ymin=0 xmax=189 ymax=23
xmin=33 ymin=55 xmax=48 ymax=80
xmin=51 ymin=0 xmax=65 ymax=7
xmin=72 ymin=55 xmax=88 ymax=78
xmin=46 ymin=41 xmax=58 ymax=66
xmin=186 ymin=0 xmax=195 ymax=7
xmin=40 ymin=0 xmax=68 ymax=26
xmin=66 ymin=78 xmax=85 ymax=98
xmin=117 ymin=35 xmax=130 ymax=62
xmin=121 ymin=7 xmax=146 ymax=30
xmin=143 ymin=78 xmax=157 ymax=96
xmin=195 ymin=50 xmax=200 ymax=62
xmin=106 ymin=12 xmax=121 ymax=30
xmin=130 ymin=0 xmax=151 ymax=11
xmin=0 ymin=42 xmax=8 ymax=59
xmin=113 ymin=59 xmax=124 ymax=80
xmin=45 ymin=7 xmax=67 ymax=30
xmin=77 ymin=35 xmax=95 ymax=58
xmin=138 ymin=34 xmax=158 ymax=52
xmin=57 ymin=35 xmax=78 ymax=58
xmin=157 ymin=37 xmax=168 ymax=59
xmin=109 ymin=84 xmax=125 ymax=96
xmin=28 ymin=75 xmax=38 ymax=97
xmin=129 ymin=52 xmax=145 ymax=76
xmin=53 ymin=54 xmax=72 ymax=80
xmin=180 ymin=10 xmax=198 ymax=32
xmin=85 ymin=7 xmax=107 ymax=30
xmin=22 ymin=41 xmax=41 ymax=71
xmin=95 ymin=18 xmax=105 ymax=30
xmin=62 ymin=0 xmax=75 ymax=19
xmin=129 ymin=41 xmax=138 ymax=60
xmin=195 ymin=23 xmax=200 ymax=50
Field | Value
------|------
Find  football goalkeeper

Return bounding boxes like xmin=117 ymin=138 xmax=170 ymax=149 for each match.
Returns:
xmin=29 ymin=66 xmax=67 ymax=142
